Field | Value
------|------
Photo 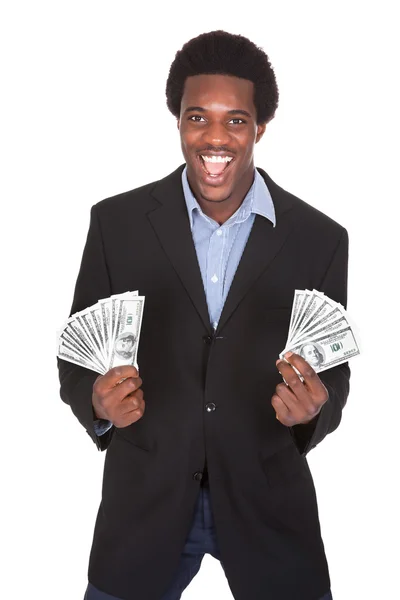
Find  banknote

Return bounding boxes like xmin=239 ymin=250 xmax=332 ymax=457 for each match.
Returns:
xmin=280 ymin=289 xmax=360 ymax=373
xmin=57 ymin=291 xmax=144 ymax=375
xmin=108 ymin=297 xmax=144 ymax=369
xmin=57 ymin=340 xmax=102 ymax=372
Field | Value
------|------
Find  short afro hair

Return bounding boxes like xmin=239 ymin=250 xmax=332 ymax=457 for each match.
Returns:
xmin=166 ymin=30 xmax=279 ymax=125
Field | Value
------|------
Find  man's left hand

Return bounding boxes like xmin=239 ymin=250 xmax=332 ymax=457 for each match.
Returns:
xmin=272 ymin=352 xmax=329 ymax=426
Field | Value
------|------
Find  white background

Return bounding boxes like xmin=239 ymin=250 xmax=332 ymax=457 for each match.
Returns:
xmin=1 ymin=1 xmax=399 ymax=599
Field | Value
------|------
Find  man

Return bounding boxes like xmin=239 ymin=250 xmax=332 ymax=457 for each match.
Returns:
xmin=58 ymin=30 xmax=350 ymax=600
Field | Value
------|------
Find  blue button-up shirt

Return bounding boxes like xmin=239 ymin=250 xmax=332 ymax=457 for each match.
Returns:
xmin=94 ymin=166 xmax=276 ymax=436
xmin=181 ymin=166 xmax=276 ymax=330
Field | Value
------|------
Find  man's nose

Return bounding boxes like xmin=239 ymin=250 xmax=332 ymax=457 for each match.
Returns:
xmin=202 ymin=121 xmax=231 ymax=147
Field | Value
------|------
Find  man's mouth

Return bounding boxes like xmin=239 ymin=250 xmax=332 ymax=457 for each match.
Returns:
xmin=197 ymin=154 xmax=235 ymax=179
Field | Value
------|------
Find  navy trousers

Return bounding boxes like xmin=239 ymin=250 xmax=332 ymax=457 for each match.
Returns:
xmin=84 ymin=486 xmax=333 ymax=600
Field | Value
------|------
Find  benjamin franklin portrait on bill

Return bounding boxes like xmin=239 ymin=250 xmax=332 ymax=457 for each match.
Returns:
xmin=299 ymin=342 xmax=325 ymax=368
xmin=114 ymin=333 xmax=136 ymax=360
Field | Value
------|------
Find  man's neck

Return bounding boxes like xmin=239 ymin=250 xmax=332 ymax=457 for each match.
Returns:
xmin=199 ymin=200 xmax=244 ymax=225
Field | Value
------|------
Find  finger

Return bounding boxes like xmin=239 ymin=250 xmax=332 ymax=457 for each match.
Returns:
xmin=106 ymin=376 xmax=143 ymax=406
xmin=283 ymin=352 xmax=321 ymax=395
xmin=96 ymin=366 xmax=140 ymax=393
xmin=120 ymin=388 xmax=144 ymax=414
xmin=277 ymin=381 xmax=319 ymax=424
xmin=275 ymin=382 xmax=299 ymax=412
xmin=114 ymin=402 xmax=145 ymax=428
xmin=276 ymin=359 xmax=309 ymax=403
xmin=110 ymin=389 xmax=145 ymax=425
xmin=276 ymin=356 xmax=304 ymax=382
xmin=271 ymin=394 xmax=291 ymax=425
xmin=118 ymin=394 xmax=145 ymax=424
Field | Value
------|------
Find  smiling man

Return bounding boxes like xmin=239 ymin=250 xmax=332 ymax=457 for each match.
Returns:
xmin=58 ymin=30 xmax=350 ymax=600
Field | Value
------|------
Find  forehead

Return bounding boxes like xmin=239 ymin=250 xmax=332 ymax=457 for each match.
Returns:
xmin=181 ymin=74 xmax=256 ymax=115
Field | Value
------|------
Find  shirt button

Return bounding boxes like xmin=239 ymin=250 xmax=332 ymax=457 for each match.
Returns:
xmin=211 ymin=274 xmax=218 ymax=283
xmin=216 ymin=229 xmax=222 ymax=236
xmin=205 ymin=403 xmax=216 ymax=412
xmin=193 ymin=471 xmax=203 ymax=481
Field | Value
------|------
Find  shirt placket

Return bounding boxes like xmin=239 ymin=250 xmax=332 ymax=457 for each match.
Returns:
xmin=206 ymin=224 xmax=226 ymax=329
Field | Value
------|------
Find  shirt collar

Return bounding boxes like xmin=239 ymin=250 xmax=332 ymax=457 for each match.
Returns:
xmin=181 ymin=165 xmax=276 ymax=230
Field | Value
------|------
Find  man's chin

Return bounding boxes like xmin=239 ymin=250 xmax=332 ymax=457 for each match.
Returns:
xmin=197 ymin=182 xmax=233 ymax=204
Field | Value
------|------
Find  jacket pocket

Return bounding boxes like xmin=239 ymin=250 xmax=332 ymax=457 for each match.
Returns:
xmin=113 ymin=421 xmax=155 ymax=452
xmin=260 ymin=441 xmax=309 ymax=488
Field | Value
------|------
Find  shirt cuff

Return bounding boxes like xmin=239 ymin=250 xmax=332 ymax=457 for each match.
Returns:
xmin=93 ymin=419 xmax=113 ymax=436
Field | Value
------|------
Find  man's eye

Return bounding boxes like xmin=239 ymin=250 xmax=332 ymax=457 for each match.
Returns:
xmin=188 ymin=116 xmax=245 ymax=124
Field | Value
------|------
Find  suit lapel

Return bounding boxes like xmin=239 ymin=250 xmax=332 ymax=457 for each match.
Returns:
xmin=147 ymin=165 xmax=211 ymax=332
xmin=146 ymin=164 xmax=296 ymax=335
xmin=216 ymin=168 xmax=297 ymax=334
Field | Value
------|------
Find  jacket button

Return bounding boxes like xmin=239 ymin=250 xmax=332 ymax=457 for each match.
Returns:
xmin=193 ymin=471 xmax=203 ymax=481
xmin=203 ymin=335 xmax=213 ymax=345
xmin=205 ymin=402 xmax=216 ymax=412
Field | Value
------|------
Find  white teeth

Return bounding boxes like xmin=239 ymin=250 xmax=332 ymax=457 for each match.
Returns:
xmin=201 ymin=155 xmax=233 ymax=163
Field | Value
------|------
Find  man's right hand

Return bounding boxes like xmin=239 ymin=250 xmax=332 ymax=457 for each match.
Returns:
xmin=92 ymin=366 xmax=145 ymax=428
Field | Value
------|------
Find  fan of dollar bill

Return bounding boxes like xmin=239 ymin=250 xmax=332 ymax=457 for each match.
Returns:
xmin=57 ymin=291 xmax=145 ymax=374
xmin=279 ymin=289 xmax=360 ymax=373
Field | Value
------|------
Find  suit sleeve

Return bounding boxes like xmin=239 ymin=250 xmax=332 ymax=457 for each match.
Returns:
xmin=290 ymin=227 xmax=351 ymax=456
xmin=57 ymin=204 xmax=114 ymax=451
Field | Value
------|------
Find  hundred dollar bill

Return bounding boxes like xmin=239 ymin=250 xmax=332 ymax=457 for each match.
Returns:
xmin=108 ymin=297 xmax=145 ymax=370
xmin=57 ymin=339 xmax=105 ymax=374
xmin=64 ymin=316 xmax=102 ymax=365
xmin=280 ymin=325 xmax=360 ymax=373
xmin=290 ymin=290 xmax=327 ymax=342
xmin=107 ymin=292 xmax=140 ymax=360
xmin=288 ymin=313 xmax=349 ymax=350
xmin=288 ymin=289 xmax=312 ymax=342
xmin=291 ymin=305 xmax=345 ymax=345
xmin=60 ymin=328 xmax=103 ymax=370
xmin=98 ymin=292 xmax=140 ymax=367
xmin=109 ymin=296 xmax=120 ymax=353
xmin=288 ymin=290 xmax=306 ymax=341
xmin=75 ymin=309 xmax=106 ymax=366
xmin=98 ymin=297 xmax=111 ymax=363
xmin=88 ymin=305 xmax=107 ymax=363
xmin=61 ymin=325 xmax=106 ymax=372
xmin=297 ymin=294 xmax=343 ymax=337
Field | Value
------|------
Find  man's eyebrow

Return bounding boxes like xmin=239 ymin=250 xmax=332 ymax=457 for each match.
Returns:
xmin=226 ymin=109 xmax=252 ymax=118
xmin=183 ymin=106 xmax=252 ymax=118
xmin=184 ymin=106 xmax=206 ymax=114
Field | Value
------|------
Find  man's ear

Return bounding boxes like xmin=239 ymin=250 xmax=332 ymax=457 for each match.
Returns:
xmin=255 ymin=122 xmax=267 ymax=144
xmin=177 ymin=119 xmax=180 ymax=130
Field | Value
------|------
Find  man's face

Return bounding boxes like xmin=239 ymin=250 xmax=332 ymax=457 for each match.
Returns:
xmin=302 ymin=344 xmax=320 ymax=366
xmin=177 ymin=74 xmax=266 ymax=204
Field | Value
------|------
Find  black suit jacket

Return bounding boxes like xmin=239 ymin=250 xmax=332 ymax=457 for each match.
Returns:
xmin=58 ymin=164 xmax=350 ymax=600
